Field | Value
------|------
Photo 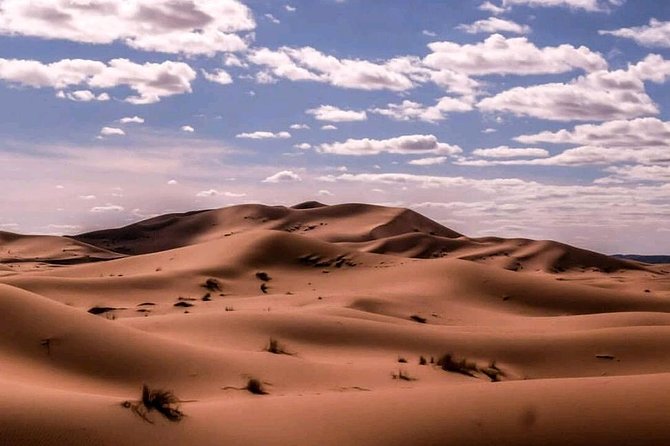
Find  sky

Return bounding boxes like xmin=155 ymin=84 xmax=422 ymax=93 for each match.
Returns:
xmin=0 ymin=0 xmax=669 ymax=254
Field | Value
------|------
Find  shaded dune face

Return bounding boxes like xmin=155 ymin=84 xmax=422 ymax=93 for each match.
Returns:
xmin=1 ymin=202 xmax=669 ymax=446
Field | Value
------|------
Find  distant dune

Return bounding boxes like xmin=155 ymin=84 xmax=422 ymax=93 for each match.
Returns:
xmin=1 ymin=202 xmax=669 ymax=445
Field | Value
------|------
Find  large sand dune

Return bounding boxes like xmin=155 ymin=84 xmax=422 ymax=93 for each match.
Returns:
xmin=1 ymin=203 xmax=669 ymax=445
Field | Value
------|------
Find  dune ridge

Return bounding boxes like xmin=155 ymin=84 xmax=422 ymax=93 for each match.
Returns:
xmin=1 ymin=202 xmax=669 ymax=445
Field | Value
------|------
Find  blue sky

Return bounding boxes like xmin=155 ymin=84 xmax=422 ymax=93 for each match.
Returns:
xmin=0 ymin=0 xmax=669 ymax=254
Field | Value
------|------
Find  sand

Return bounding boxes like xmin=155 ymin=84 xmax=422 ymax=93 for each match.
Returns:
xmin=1 ymin=202 xmax=669 ymax=445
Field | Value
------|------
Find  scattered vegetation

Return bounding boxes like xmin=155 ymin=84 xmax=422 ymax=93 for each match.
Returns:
xmin=223 ymin=378 xmax=269 ymax=395
xmin=298 ymin=253 xmax=356 ymax=268
xmin=266 ymin=337 xmax=292 ymax=355
xmin=398 ymin=357 xmax=407 ymax=363
xmin=256 ymin=271 xmax=271 ymax=281
xmin=123 ymin=384 xmax=184 ymax=423
xmin=202 ymin=278 xmax=222 ymax=292
xmin=202 ymin=293 xmax=211 ymax=301
xmin=410 ymin=315 xmax=427 ymax=324
xmin=419 ymin=356 xmax=427 ymax=365
xmin=174 ymin=301 xmax=193 ymax=308
xmin=88 ymin=306 xmax=119 ymax=315
xmin=437 ymin=354 xmax=506 ymax=382
xmin=260 ymin=283 xmax=269 ymax=294
xmin=225 ymin=306 xmax=235 ymax=311
xmin=392 ymin=369 xmax=415 ymax=381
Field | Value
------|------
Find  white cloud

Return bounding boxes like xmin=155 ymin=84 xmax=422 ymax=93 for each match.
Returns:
xmin=90 ymin=204 xmax=124 ymax=213
xmin=0 ymin=58 xmax=197 ymax=104
xmin=57 ymin=89 xmax=109 ymax=102
xmin=370 ymin=96 xmax=472 ymax=123
xmin=306 ymin=105 xmax=367 ymax=122
xmin=483 ymin=128 xmax=497 ymax=133
xmin=422 ymin=30 xmax=437 ymax=37
xmin=120 ymin=116 xmax=144 ymax=124
xmin=600 ymin=19 xmax=670 ymax=48
xmin=319 ymin=134 xmax=462 ymax=156
xmin=181 ymin=125 xmax=195 ymax=133
xmin=195 ymin=189 xmax=246 ymax=197
xmin=236 ymin=131 xmax=291 ymax=139
xmin=0 ymin=0 xmax=254 ymax=56
xmin=501 ymin=0 xmax=622 ymax=12
xmin=167 ymin=179 xmax=178 ymax=185
xmin=78 ymin=195 xmax=96 ymax=200
xmin=294 ymin=143 xmax=312 ymax=150
xmin=317 ymin=189 xmax=333 ymax=196
xmin=100 ymin=127 xmax=125 ymax=136
xmin=248 ymin=46 xmax=415 ymax=91
xmin=285 ymin=5 xmax=297 ymax=12
xmin=479 ymin=1 xmax=507 ymax=14
xmin=424 ymin=34 xmax=607 ymax=76
xmin=223 ymin=54 xmax=248 ymax=68
xmin=478 ymin=57 xmax=670 ymax=121
xmin=262 ymin=170 xmax=302 ymax=183
xmin=265 ymin=13 xmax=280 ymax=24
xmin=472 ymin=146 xmax=550 ymax=158
xmin=457 ymin=17 xmax=531 ymax=35
xmin=290 ymin=123 xmax=310 ymax=130
xmin=408 ymin=156 xmax=448 ymax=166
xmin=321 ymin=125 xmax=337 ymax=130
xmin=202 ymin=68 xmax=233 ymax=85
xmin=595 ymin=165 xmax=670 ymax=184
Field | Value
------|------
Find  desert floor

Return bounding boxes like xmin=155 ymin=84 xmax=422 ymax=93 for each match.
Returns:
xmin=1 ymin=202 xmax=669 ymax=446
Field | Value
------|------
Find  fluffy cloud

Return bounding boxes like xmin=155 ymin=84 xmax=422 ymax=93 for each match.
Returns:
xmin=319 ymin=135 xmax=462 ymax=156
xmin=479 ymin=1 xmax=506 ymax=14
xmin=100 ymin=127 xmax=125 ymax=136
xmin=0 ymin=58 xmax=197 ymax=104
xmin=501 ymin=0 xmax=622 ymax=12
xmin=290 ymin=124 xmax=310 ymax=130
xmin=321 ymin=125 xmax=337 ymax=130
xmin=294 ymin=143 xmax=312 ymax=150
xmin=424 ymin=34 xmax=607 ymax=76
xmin=120 ymin=116 xmax=144 ymax=124
xmin=595 ymin=165 xmax=670 ymax=184
xmin=408 ymin=156 xmax=448 ymax=166
xmin=262 ymin=170 xmax=302 ymax=183
xmin=236 ymin=131 xmax=291 ymax=139
xmin=181 ymin=125 xmax=195 ymax=132
xmin=306 ymin=105 xmax=367 ymax=122
xmin=202 ymin=69 xmax=233 ymax=85
xmin=370 ymin=96 xmax=473 ymax=123
xmin=477 ymin=57 xmax=670 ymax=121
xmin=57 ymin=89 xmax=109 ymax=102
xmin=472 ymin=146 xmax=549 ymax=158
xmin=457 ymin=17 xmax=531 ymax=35
xmin=0 ymin=0 xmax=254 ymax=56
xmin=247 ymin=46 xmax=415 ymax=91
xmin=600 ymin=19 xmax=670 ymax=48
xmin=90 ymin=204 xmax=124 ymax=213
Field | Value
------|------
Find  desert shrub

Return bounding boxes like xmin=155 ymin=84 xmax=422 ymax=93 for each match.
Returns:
xmin=203 ymin=278 xmax=222 ymax=291
xmin=256 ymin=271 xmax=271 ymax=281
xmin=392 ymin=369 xmax=415 ymax=381
xmin=419 ymin=356 xmax=427 ymax=365
xmin=437 ymin=354 xmax=478 ymax=377
xmin=141 ymin=385 xmax=184 ymax=422
xmin=410 ymin=315 xmax=427 ymax=324
xmin=266 ymin=338 xmax=291 ymax=355
xmin=245 ymin=378 xmax=268 ymax=395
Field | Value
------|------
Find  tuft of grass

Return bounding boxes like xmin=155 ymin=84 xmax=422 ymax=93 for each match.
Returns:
xmin=437 ymin=354 xmax=478 ymax=377
xmin=256 ymin=271 xmax=272 ymax=281
xmin=141 ymin=385 xmax=184 ymax=422
xmin=245 ymin=378 xmax=268 ymax=395
xmin=419 ymin=355 xmax=427 ymax=365
xmin=202 ymin=293 xmax=212 ymax=301
xmin=88 ymin=306 xmax=118 ymax=315
xmin=202 ymin=278 xmax=222 ymax=292
xmin=174 ymin=301 xmax=193 ymax=308
xmin=260 ymin=283 xmax=269 ymax=294
xmin=392 ymin=369 xmax=415 ymax=381
xmin=266 ymin=338 xmax=292 ymax=355
xmin=398 ymin=357 xmax=407 ymax=363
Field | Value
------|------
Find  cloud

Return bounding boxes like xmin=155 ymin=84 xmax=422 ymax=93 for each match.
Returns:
xmin=501 ymin=0 xmax=622 ymax=12
xmin=0 ymin=58 xmax=197 ymax=104
xmin=478 ymin=56 xmax=670 ymax=121
xmin=370 ymin=96 xmax=473 ymax=123
xmin=424 ymin=34 xmax=607 ymax=76
xmin=294 ymin=143 xmax=312 ymax=150
xmin=265 ymin=13 xmax=280 ymax=24
xmin=290 ymin=123 xmax=310 ymax=130
xmin=600 ymin=19 xmax=670 ymax=48
xmin=318 ymin=134 xmax=462 ymax=156
xmin=100 ymin=127 xmax=125 ymax=136
xmin=285 ymin=5 xmax=297 ymax=12
xmin=195 ymin=189 xmax=246 ymax=197
xmin=236 ymin=131 xmax=291 ymax=139
xmin=408 ymin=156 xmax=448 ymax=166
xmin=262 ymin=170 xmax=302 ymax=183
xmin=78 ymin=195 xmax=97 ymax=200
xmin=595 ymin=165 xmax=670 ymax=184
xmin=90 ymin=204 xmax=124 ymax=213
xmin=57 ymin=89 xmax=109 ymax=102
xmin=317 ymin=189 xmax=333 ymax=196
xmin=472 ymin=146 xmax=550 ymax=157
xmin=422 ymin=30 xmax=437 ymax=37
xmin=181 ymin=125 xmax=195 ymax=132
xmin=247 ymin=46 xmax=415 ymax=91
xmin=0 ymin=0 xmax=254 ymax=56
xmin=306 ymin=105 xmax=367 ymax=122
xmin=321 ymin=125 xmax=337 ymax=130
xmin=457 ymin=17 xmax=531 ymax=35
xmin=479 ymin=1 xmax=507 ymax=14
xmin=120 ymin=116 xmax=144 ymax=124
xmin=202 ymin=68 xmax=233 ymax=85
xmin=167 ymin=179 xmax=178 ymax=185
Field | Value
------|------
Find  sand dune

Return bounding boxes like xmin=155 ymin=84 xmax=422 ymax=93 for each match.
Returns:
xmin=1 ymin=202 xmax=669 ymax=445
